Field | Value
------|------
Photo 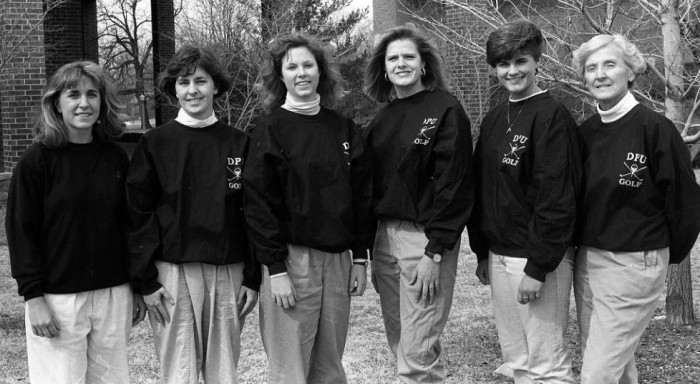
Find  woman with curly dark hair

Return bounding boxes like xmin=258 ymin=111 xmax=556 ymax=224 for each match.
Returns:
xmin=244 ymin=32 xmax=374 ymax=384
xmin=127 ymin=45 xmax=260 ymax=384
xmin=7 ymin=60 xmax=146 ymax=384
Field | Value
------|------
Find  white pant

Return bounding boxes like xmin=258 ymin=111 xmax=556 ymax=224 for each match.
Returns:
xmin=489 ymin=249 xmax=574 ymax=384
xmin=26 ymin=283 xmax=133 ymax=384
xmin=372 ymin=219 xmax=459 ymax=384
xmin=151 ymin=261 xmax=245 ymax=384
xmin=575 ymin=246 xmax=669 ymax=384
xmin=259 ymin=245 xmax=352 ymax=384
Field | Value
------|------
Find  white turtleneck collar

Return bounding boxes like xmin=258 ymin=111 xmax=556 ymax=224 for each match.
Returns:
xmin=598 ymin=92 xmax=639 ymax=123
xmin=175 ymin=109 xmax=218 ymax=128
xmin=509 ymin=89 xmax=546 ymax=102
xmin=281 ymin=93 xmax=321 ymax=116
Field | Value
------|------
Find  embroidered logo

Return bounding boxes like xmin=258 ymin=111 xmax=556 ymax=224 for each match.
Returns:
xmin=502 ymin=135 xmax=528 ymax=166
xmin=414 ymin=118 xmax=438 ymax=146
xmin=227 ymin=157 xmax=243 ymax=190
xmin=618 ymin=152 xmax=647 ymax=188
xmin=342 ymin=141 xmax=351 ymax=165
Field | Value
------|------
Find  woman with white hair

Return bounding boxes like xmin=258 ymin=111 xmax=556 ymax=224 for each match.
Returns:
xmin=572 ymin=34 xmax=700 ymax=384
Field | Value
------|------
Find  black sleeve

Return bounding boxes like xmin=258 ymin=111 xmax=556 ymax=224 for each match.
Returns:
xmin=240 ymin=138 xmax=263 ymax=290
xmin=243 ymin=121 xmax=290 ymax=276
xmin=349 ymin=122 xmax=376 ymax=260
xmin=125 ymin=135 xmax=162 ymax=295
xmin=6 ymin=149 xmax=46 ymax=301
xmin=424 ymin=105 xmax=475 ymax=255
xmin=524 ymin=107 xmax=581 ymax=281
xmin=466 ymin=134 xmax=490 ymax=262
xmin=656 ymin=122 xmax=700 ymax=263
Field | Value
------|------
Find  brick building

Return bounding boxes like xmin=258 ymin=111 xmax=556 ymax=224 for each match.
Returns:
xmin=0 ymin=0 xmax=175 ymax=172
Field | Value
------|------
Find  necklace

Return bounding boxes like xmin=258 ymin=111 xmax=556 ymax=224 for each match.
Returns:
xmin=506 ymin=99 xmax=528 ymax=134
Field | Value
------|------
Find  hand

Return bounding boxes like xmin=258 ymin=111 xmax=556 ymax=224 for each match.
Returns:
xmin=132 ymin=293 xmax=147 ymax=325
xmin=409 ymin=256 xmax=441 ymax=307
xmin=26 ymin=296 xmax=60 ymax=338
xmin=237 ymin=286 xmax=259 ymax=318
xmin=348 ymin=264 xmax=367 ymax=296
xmin=270 ymin=274 xmax=296 ymax=309
xmin=517 ymin=274 xmax=544 ymax=305
xmin=144 ymin=287 xmax=175 ymax=325
xmin=475 ymin=259 xmax=490 ymax=285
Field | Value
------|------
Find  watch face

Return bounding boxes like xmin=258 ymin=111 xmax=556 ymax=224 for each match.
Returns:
xmin=433 ymin=254 xmax=442 ymax=263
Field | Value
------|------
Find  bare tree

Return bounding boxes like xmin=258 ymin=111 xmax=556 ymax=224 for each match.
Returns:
xmin=97 ymin=0 xmax=153 ymax=101
xmin=404 ymin=0 xmax=700 ymax=326
xmin=0 ymin=0 xmax=67 ymax=72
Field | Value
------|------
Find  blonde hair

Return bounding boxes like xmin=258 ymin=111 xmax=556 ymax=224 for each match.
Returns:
xmin=572 ymin=34 xmax=646 ymax=86
xmin=37 ymin=61 xmax=124 ymax=147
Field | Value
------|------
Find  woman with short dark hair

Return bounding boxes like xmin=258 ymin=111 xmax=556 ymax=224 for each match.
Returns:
xmin=572 ymin=34 xmax=700 ymax=384
xmin=467 ymin=20 xmax=581 ymax=382
xmin=127 ymin=45 xmax=260 ymax=384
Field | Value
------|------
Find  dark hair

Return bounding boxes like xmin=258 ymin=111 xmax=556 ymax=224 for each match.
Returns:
xmin=36 ymin=61 xmax=124 ymax=147
xmin=486 ymin=20 xmax=545 ymax=67
xmin=258 ymin=33 xmax=344 ymax=113
xmin=364 ymin=24 xmax=449 ymax=102
xmin=158 ymin=45 xmax=232 ymax=98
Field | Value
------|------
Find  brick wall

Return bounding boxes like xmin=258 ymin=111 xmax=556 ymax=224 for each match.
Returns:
xmin=0 ymin=0 xmax=46 ymax=171
xmin=44 ymin=0 xmax=98 ymax=77
xmin=442 ymin=1 xmax=494 ymax=130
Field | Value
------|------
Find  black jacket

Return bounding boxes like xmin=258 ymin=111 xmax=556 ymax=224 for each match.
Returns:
xmin=367 ymin=89 xmax=474 ymax=256
xmin=127 ymin=120 xmax=260 ymax=295
xmin=243 ymin=107 xmax=374 ymax=275
xmin=468 ymin=91 xmax=581 ymax=281
xmin=576 ymin=103 xmax=700 ymax=263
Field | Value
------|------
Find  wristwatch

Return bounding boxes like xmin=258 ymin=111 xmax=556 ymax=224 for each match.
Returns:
xmin=425 ymin=251 xmax=442 ymax=263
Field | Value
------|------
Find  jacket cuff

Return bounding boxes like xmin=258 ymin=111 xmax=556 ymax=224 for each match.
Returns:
xmin=141 ymin=280 xmax=162 ymax=296
xmin=524 ymin=261 xmax=547 ymax=282
xmin=475 ymin=251 xmax=489 ymax=263
xmin=23 ymin=291 xmax=43 ymax=302
xmin=242 ymin=279 xmax=260 ymax=292
xmin=425 ymin=238 xmax=446 ymax=256
xmin=267 ymin=260 xmax=288 ymax=276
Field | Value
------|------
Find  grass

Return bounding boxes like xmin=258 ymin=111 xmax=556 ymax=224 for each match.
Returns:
xmin=1 ymin=205 xmax=699 ymax=382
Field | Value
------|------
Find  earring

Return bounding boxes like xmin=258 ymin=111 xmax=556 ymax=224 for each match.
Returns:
xmin=421 ymin=68 xmax=426 ymax=77
xmin=384 ymin=73 xmax=389 ymax=81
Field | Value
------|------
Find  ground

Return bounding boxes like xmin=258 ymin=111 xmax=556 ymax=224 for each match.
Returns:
xmin=0 ymin=196 xmax=699 ymax=383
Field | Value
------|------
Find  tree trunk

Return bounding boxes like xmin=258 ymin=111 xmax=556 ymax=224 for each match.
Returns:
xmin=666 ymin=258 xmax=695 ymax=325
xmin=661 ymin=0 xmax=696 ymax=326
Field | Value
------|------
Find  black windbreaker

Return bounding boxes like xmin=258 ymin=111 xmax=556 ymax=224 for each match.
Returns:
xmin=243 ymin=107 xmax=374 ymax=276
xmin=367 ymin=89 xmax=474 ymax=256
xmin=127 ymin=120 xmax=260 ymax=295
xmin=468 ymin=91 xmax=581 ymax=281
xmin=576 ymin=104 xmax=700 ymax=263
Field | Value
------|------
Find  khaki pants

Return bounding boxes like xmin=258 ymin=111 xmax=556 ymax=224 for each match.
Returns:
xmin=372 ymin=219 xmax=459 ymax=384
xmin=489 ymin=249 xmax=574 ymax=384
xmin=26 ymin=283 xmax=132 ymax=384
xmin=575 ymin=246 xmax=668 ymax=384
xmin=259 ymin=245 xmax=352 ymax=384
xmin=151 ymin=261 xmax=245 ymax=384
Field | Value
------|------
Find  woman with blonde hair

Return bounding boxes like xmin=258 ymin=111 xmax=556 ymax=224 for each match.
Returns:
xmin=244 ymin=32 xmax=373 ymax=384
xmin=572 ymin=34 xmax=700 ymax=383
xmin=364 ymin=24 xmax=474 ymax=383
xmin=7 ymin=61 xmax=146 ymax=384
